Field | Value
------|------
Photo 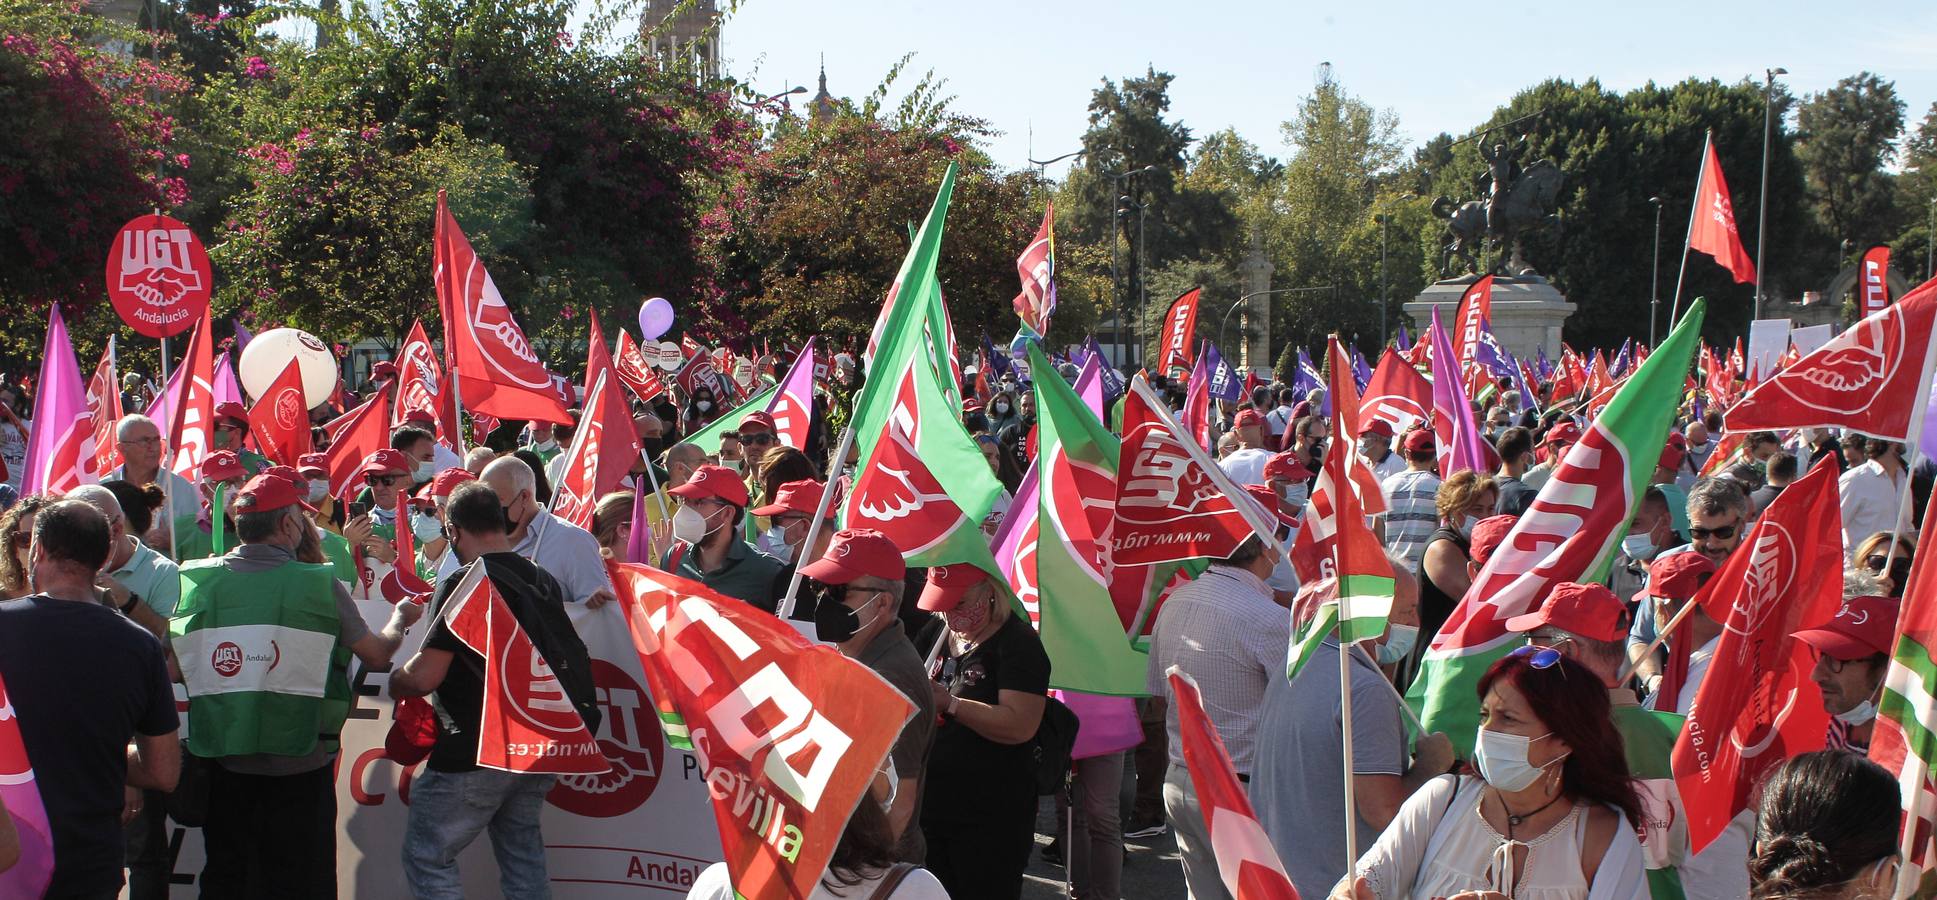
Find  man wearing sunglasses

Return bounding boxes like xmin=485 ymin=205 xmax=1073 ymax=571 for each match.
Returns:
xmin=1792 ymin=593 xmax=1901 ymax=756
xmin=209 ymin=402 xmax=268 ymax=475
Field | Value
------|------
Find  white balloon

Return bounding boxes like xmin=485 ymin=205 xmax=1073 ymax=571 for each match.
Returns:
xmin=237 ymin=328 xmax=339 ymax=408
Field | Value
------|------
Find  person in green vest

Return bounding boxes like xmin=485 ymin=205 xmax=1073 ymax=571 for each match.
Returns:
xmin=169 ymin=471 xmax=422 ymax=899
xmin=1507 ymin=581 xmax=1689 ymax=900
xmin=171 ymin=450 xmax=249 ymax=563
xmin=210 ymin=401 xmax=269 ymax=474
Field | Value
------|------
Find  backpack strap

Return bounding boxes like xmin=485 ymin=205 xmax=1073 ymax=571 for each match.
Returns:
xmin=866 ymin=862 xmax=917 ymax=900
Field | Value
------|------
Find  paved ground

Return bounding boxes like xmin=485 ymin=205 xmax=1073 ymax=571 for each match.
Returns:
xmin=1020 ymin=796 xmax=1186 ymax=900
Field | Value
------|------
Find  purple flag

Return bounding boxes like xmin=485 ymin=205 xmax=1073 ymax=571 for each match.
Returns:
xmin=1351 ymin=346 xmax=1373 ymax=392
xmin=1396 ymin=323 xmax=1413 ymax=351
xmin=21 ymin=305 xmax=95 ymax=494
xmin=625 ymin=476 xmax=656 ymax=565
xmin=1204 ymin=344 xmax=1242 ymax=404
xmin=1294 ymin=348 xmax=1331 ymax=417
xmin=981 ymin=333 xmax=1012 ymax=377
xmin=1073 ymin=353 xmax=1106 ymax=420
xmin=1084 ymin=336 xmax=1125 ymax=402
xmin=1535 ymin=345 xmax=1554 ymax=380
xmin=145 ymin=357 xmax=186 ymax=434
xmin=1470 ymin=320 xmax=1517 ymax=379
xmin=233 ymin=319 xmax=255 ymax=355
xmin=1610 ymin=338 xmax=1633 ymax=379
xmin=1429 ymin=307 xmax=1491 ymax=476
xmin=1507 ymin=349 xmax=1541 ymax=415
xmin=990 ymin=460 xmax=1039 ymax=587
xmin=213 ymin=351 xmax=243 ymax=407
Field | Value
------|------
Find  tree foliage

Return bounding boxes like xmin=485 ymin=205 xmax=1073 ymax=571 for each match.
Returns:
xmin=1795 ymin=72 xmax=1905 ymax=248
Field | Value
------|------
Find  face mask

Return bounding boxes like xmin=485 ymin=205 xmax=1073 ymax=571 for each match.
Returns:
xmin=1835 ymin=699 xmax=1878 ymax=726
xmin=814 ymin=592 xmax=883 ymax=643
xmin=1266 ymin=551 xmax=1299 ymax=593
xmin=1461 ymin=515 xmax=1480 ymax=536
xmin=696 ymin=400 xmax=714 ymax=412
xmin=1472 ymin=728 xmax=1567 ymax=792
xmin=500 ymin=498 xmax=523 ymax=534
xmin=1283 ymin=484 xmax=1309 ymax=510
xmin=529 ymin=439 xmax=557 ymax=452
xmin=307 ymin=479 xmax=329 ymax=503
xmin=993 ymin=402 xmax=1011 ymax=415
xmin=640 ymin=438 xmax=664 ymax=459
xmin=1622 ymin=533 xmax=1656 ymax=561
xmin=671 ymin=504 xmax=708 ymax=545
xmin=1377 ymin=624 xmax=1420 ymax=665
xmin=408 ymin=511 xmax=441 ymax=543
xmin=1358 ymin=438 xmax=1377 ymax=457
xmin=721 ymin=458 xmax=743 ymax=474
xmin=944 ymin=592 xmax=992 ymax=637
xmin=764 ymin=526 xmax=795 ymax=563
xmin=412 ymin=460 xmax=436 ymax=482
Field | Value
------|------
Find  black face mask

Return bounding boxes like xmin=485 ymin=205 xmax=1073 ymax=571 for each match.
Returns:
xmin=640 ymin=437 xmax=665 ymax=459
xmin=500 ymin=502 xmax=519 ymax=534
xmin=814 ymin=592 xmax=867 ymax=642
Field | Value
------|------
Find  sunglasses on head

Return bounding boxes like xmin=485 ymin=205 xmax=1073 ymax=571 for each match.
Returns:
xmin=1511 ymin=644 xmax=1567 ymax=674
xmin=1689 ymin=524 xmax=1737 ymax=541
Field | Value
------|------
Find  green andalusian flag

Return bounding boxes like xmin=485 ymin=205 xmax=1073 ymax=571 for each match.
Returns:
xmin=671 ymin=384 xmax=780 ymax=458
xmin=1614 ymin=704 xmax=1690 ymax=899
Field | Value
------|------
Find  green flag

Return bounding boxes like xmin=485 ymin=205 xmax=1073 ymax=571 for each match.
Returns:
xmin=672 ymin=384 xmax=779 ymax=457
xmin=1407 ymin=300 xmax=1707 ymax=754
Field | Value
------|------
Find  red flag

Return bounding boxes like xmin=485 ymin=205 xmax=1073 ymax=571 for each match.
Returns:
xmin=86 ymin=337 xmax=123 ymax=476
xmin=321 ymin=392 xmax=390 ymax=502
xmin=1159 ymin=288 xmax=1202 ymax=374
xmin=1012 ymin=202 xmax=1056 ymax=336
xmin=1112 ymin=377 xmax=1262 ymax=566
xmin=610 ymin=563 xmax=914 ymax=900
xmin=1869 ymin=488 xmax=1937 ymax=889
xmin=1550 ymin=347 xmax=1585 ymax=401
xmin=1168 ymin=668 xmax=1302 ymax=900
xmin=1730 ymin=337 xmax=1746 ymax=377
xmin=1452 ymin=275 xmax=1494 ymax=365
xmin=434 ymin=191 xmax=570 ymax=423
xmin=549 ymin=371 xmax=642 ymax=532
xmin=845 ymin=420 xmax=974 ymax=558
xmin=612 ymin=330 xmax=667 ymax=405
xmin=1688 ymin=134 xmax=1757 ymax=285
xmin=1725 ymin=276 xmax=1937 ymax=441
xmin=1357 ymin=348 xmax=1432 ymax=436
xmin=440 ymin=562 xmax=607 ymax=774
xmin=763 ymin=338 xmax=817 ymax=451
xmin=582 ymin=310 xmax=615 ymax=404
xmin=394 ymin=320 xmax=460 ymax=454
xmin=1672 ymin=459 xmax=1842 ymax=851
xmin=1861 ymin=246 xmax=1894 ymax=318
xmin=1292 ymin=338 xmax=1391 ymax=583
xmin=165 ymin=310 xmax=216 ymax=479
xmin=247 ymin=358 xmax=312 ymax=468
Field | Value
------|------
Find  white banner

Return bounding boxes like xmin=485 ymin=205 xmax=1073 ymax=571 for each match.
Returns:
xmin=1787 ymin=323 xmax=1834 ymax=359
xmin=143 ymin=596 xmax=723 ymax=897
xmin=1745 ymin=318 xmax=1792 ymax=382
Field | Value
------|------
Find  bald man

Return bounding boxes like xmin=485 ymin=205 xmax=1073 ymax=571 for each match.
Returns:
xmin=433 ymin=457 xmax=615 ymax=607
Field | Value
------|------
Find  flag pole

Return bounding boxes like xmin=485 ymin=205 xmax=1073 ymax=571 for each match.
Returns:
xmin=1339 ymin=599 xmax=1361 ymax=871
xmin=1668 ymin=132 xmax=1709 ymax=327
xmin=777 ymin=422 xmax=855 ymax=620
xmin=1883 ymin=308 xmax=1937 ymax=571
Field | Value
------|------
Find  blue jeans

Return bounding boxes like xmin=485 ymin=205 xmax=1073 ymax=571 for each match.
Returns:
xmin=402 ymin=768 xmax=557 ymax=900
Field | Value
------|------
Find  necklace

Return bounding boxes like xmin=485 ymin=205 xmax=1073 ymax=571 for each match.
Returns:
xmin=1497 ymin=788 xmax=1564 ymax=830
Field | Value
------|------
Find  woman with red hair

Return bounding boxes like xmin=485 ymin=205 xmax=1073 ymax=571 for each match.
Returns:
xmin=1332 ymin=649 xmax=1648 ymax=899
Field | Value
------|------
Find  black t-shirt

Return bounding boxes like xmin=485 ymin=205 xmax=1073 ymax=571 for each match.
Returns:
xmin=922 ymin=614 xmax=1050 ymax=825
xmin=0 ymin=596 xmax=178 ymax=895
xmin=422 ymin=553 xmax=600 ymax=773
xmin=1419 ymin=526 xmax=1471 ymax=641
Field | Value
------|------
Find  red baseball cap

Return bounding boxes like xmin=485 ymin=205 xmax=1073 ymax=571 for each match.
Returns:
xmin=201 ymin=450 xmax=247 ymax=483
xmin=1359 ymin=419 xmax=1395 ymax=439
xmin=358 ymin=449 xmax=412 ymax=478
xmin=1468 ymin=515 xmax=1517 ymax=568
xmin=799 ymin=529 xmax=906 ymax=585
xmin=751 ymin=479 xmax=826 ymax=518
xmin=668 ymin=464 xmax=750 ymax=507
xmin=739 ymin=411 xmax=776 ymax=434
xmin=1233 ymin=408 xmax=1264 ymax=429
xmin=1635 ymin=551 xmax=1717 ymax=605
xmin=1792 ymin=595 xmax=1901 ymax=660
xmin=261 ymin=464 xmax=304 ymax=491
xmin=918 ymin=562 xmax=991 ymax=612
xmin=231 ymin=471 xmax=316 ymax=515
xmin=1505 ymin=581 xmax=1627 ymax=642
xmin=212 ymin=401 xmax=249 ymax=427
xmin=1244 ymin=484 xmax=1299 ymax=530
xmin=416 ymin=467 xmax=476 ymax=501
xmin=1544 ymin=421 xmax=1582 ymax=446
xmin=296 ymin=453 xmax=329 ymax=478
xmin=370 ymin=360 xmax=399 ymax=382
xmin=1264 ymin=451 xmax=1313 ymax=483
xmin=1402 ymin=429 xmax=1435 ymax=453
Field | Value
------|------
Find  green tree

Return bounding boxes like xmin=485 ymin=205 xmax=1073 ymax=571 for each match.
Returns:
xmin=1893 ymin=102 xmax=1937 ymax=280
xmin=1795 ymin=72 xmax=1905 ymax=249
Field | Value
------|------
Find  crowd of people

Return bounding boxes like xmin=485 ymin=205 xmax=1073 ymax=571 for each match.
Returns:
xmin=0 ymin=350 xmax=1921 ymax=900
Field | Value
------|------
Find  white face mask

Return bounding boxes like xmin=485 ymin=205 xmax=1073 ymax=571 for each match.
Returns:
xmin=529 ymin=438 xmax=557 ymax=452
xmin=1377 ymin=624 xmax=1419 ymax=665
xmin=1282 ymin=484 xmax=1309 ymax=510
xmin=1266 ymin=551 xmax=1299 ymax=593
xmin=1472 ymin=728 xmax=1567 ymax=792
xmin=412 ymin=460 xmax=436 ymax=482
xmin=764 ymin=526 xmax=794 ymax=563
xmin=696 ymin=400 xmax=714 ymax=412
xmin=721 ymin=458 xmax=743 ymax=474
xmin=1622 ymin=533 xmax=1656 ymax=561
xmin=993 ymin=402 xmax=1011 ymax=415
xmin=410 ymin=511 xmax=443 ymax=543
xmin=1461 ymin=514 xmax=1481 ymax=536
xmin=307 ymin=479 xmax=329 ymax=503
xmin=671 ymin=504 xmax=708 ymax=545
xmin=1835 ymin=698 xmax=1878 ymax=726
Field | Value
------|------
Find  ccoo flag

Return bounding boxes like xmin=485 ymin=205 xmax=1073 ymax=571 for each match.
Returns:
xmin=1687 ymin=132 xmax=1756 ymax=285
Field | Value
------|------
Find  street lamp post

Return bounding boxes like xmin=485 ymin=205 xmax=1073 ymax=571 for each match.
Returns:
xmin=1377 ymin=214 xmax=1390 ymax=346
xmin=1217 ymin=286 xmax=1339 ymax=366
xmin=1649 ymin=196 xmax=1664 ymax=345
xmin=1102 ymin=165 xmax=1155 ymax=364
xmin=1754 ymin=66 xmax=1787 ymax=321
xmin=738 ymin=85 xmax=807 ymax=111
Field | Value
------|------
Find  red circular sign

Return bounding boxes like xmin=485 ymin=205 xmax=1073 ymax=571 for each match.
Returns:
xmin=547 ymin=658 xmax=665 ymax=818
xmin=105 ymin=214 xmax=213 ymax=339
xmin=211 ymin=641 xmax=243 ymax=677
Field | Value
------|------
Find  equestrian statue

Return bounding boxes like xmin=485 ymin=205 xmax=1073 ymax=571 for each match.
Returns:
xmin=1432 ymin=132 xmax=1564 ymax=278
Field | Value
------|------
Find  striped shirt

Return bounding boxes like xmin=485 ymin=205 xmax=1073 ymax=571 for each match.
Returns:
xmin=1145 ymin=566 xmax=1288 ymax=774
xmin=1380 ymin=468 xmax=1443 ymax=570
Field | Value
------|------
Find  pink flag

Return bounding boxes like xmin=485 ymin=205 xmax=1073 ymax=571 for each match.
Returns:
xmin=212 ymin=351 xmax=243 ymax=408
xmin=625 ymin=477 xmax=656 ymax=565
xmin=990 ymin=461 xmax=1041 ymax=626
xmin=1073 ymin=353 xmax=1106 ymax=420
xmin=21 ymin=305 xmax=98 ymax=494
xmin=1429 ymin=306 xmax=1489 ymax=475
xmin=762 ymin=337 xmax=817 ymax=450
xmin=1181 ymin=350 xmax=1212 ymax=450
xmin=0 ymin=669 xmax=54 ymax=897
xmin=144 ymin=359 xmax=183 ymax=432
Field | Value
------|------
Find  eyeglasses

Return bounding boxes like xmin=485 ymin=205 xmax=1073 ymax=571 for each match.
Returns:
xmin=9 ymin=534 xmax=29 ymax=549
xmin=1511 ymin=644 xmax=1566 ymax=674
xmin=120 ymin=436 xmax=162 ymax=446
xmin=744 ymin=433 xmax=776 ymax=448
xmin=1865 ymin=554 xmax=1913 ymax=580
xmin=367 ymin=475 xmax=403 ymax=487
xmin=1689 ymin=524 xmax=1737 ymax=541
xmin=1808 ymin=647 xmax=1865 ymax=674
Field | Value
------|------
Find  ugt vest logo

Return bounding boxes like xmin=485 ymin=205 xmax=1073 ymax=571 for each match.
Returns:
xmin=550 ymin=659 xmax=665 ymax=818
xmin=211 ymin=641 xmax=244 ymax=677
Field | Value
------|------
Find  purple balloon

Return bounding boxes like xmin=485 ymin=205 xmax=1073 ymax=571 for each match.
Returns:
xmin=638 ymin=297 xmax=675 ymax=341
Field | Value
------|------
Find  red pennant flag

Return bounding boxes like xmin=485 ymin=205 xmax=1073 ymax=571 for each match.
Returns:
xmin=394 ymin=320 xmax=460 ymax=455
xmin=612 ymin=330 xmax=667 ymax=405
xmin=582 ymin=310 xmax=615 ymax=405
xmin=165 ymin=310 xmax=216 ymax=478
xmin=247 ymin=358 xmax=313 ymax=468
xmin=549 ymin=371 xmax=642 ymax=532
xmin=87 ymin=337 xmax=123 ymax=476
xmin=1730 ymin=337 xmax=1746 ymax=377
xmin=1168 ymin=668 xmax=1302 ymax=899
xmin=434 ymin=191 xmax=570 ymax=424
xmin=1688 ymin=134 xmax=1757 ymax=285
xmin=379 ymin=490 xmax=434 ymax=604
xmin=1724 ymin=276 xmax=1937 ymax=441
xmin=1292 ymin=338 xmax=1391 ymax=583
xmin=610 ymin=563 xmax=915 ymax=900
xmin=1159 ymin=288 xmax=1202 ymax=374
xmin=321 ymin=392 xmax=391 ymax=502
xmin=1672 ymin=459 xmax=1842 ymax=852
xmin=1012 ymin=202 xmax=1056 ymax=336
xmin=1357 ymin=348 xmax=1432 ymax=436
xmin=1452 ymin=275 xmax=1493 ymax=365
xmin=1113 ymin=377 xmax=1262 ymax=566
xmin=440 ymin=562 xmax=607 ymax=774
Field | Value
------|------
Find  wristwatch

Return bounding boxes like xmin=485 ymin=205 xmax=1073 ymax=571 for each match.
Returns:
xmin=119 ymin=591 xmax=142 ymax=614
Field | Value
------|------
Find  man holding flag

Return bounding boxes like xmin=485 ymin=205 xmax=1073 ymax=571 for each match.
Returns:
xmin=391 ymin=481 xmax=602 ymax=899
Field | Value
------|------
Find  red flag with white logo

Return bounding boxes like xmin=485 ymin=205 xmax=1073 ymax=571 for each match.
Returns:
xmin=1725 ymin=276 xmax=1937 ymax=441
xmin=320 ymin=392 xmax=390 ymax=502
xmin=549 ymin=370 xmax=642 ymax=532
xmin=1292 ymin=337 xmax=1392 ymax=584
xmin=1672 ymin=459 xmax=1841 ymax=851
xmin=1113 ymin=376 xmax=1264 ymax=566
xmin=394 ymin=320 xmax=460 ymax=454
xmin=247 ymin=358 xmax=312 ymax=468
xmin=440 ymin=562 xmax=607 ymax=774
xmin=1357 ymin=348 xmax=1431 ymax=436
xmin=762 ymin=337 xmax=817 ymax=450
xmin=1861 ymin=246 xmax=1894 ymax=318
xmin=1452 ymin=275 xmax=1493 ymax=365
xmin=1159 ymin=288 xmax=1202 ymax=374
xmin=1687 ymin=133 xmax=1757 ymax=285
xmin=434 ymin=191 xmax=570 ymax=424
xmin=581 ymin=310 xmax=615 ymax=405
xmin=87 ymin=336 xmax=123 ymax=476
xmin=612 ymin=330 xmax=667 ymax=405
xmin=845 ymin=420 xmax=974 ymax=558
xmin=610 ymin=562 xmax=915 ymax=900
xmin=1168 ymin=668 xmax=1302 ymax=900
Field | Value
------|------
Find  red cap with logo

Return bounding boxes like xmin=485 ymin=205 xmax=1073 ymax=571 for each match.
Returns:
xmin=370 ymin=360 xmax=400 ymax=382
xmin=918 ymin=562 xmax=991 ymax=612
xmin=1505 ymin=581 xmax=1628 ymax=642
xmin=752 ymin=479 xmax=826 ymax=518
xmin=261 ymin=465 xmax=305 ymax=494
xmin=1402 ymin=429 xmax=1436 ymax=453
xmin=668 ymin=464 xmax=750 ymax=507
xmin=798 ymin=529 xmax=906 ymax=585
xmin=1264 ymin=451 xmax=1313 ymax=483
xmin=1233 ymin=408 xmax=1264 ymax=429
xmin=231 ymin=471 xmax=316 ymax=515
xmin=416 ymin=467 xmax=476 ymax=501
xmin=1792 ymin=595 xmax=1902 ymax=660
xmin=1243 ymin=484 xmax=1299 ymax=530
xmin=1635 ymin=551 xmax=1717 ymax=605
xmin=1359 ymin=419 xmax=1395 ymax=439
xmin=1468 ymin=515 xmax=1518 ymax=569
xmin=1544 ymin=421 xmax=1582 ymax=447
xmin=296 ymin=453 xmax=329 ymax=478
xmin=212 ymin=401 xmax=249 ymax=427
xmin=358 ymin=448 xmax=412 ymax=478
xmin=201 ymin=450 xmax=246 ymax=483
xmin=739 ymin=411 xmax=776 ymax=434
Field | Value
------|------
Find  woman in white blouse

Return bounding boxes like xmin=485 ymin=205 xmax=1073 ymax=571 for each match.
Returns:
xmin=1333 ymin=647 xmax=1649 ymax=900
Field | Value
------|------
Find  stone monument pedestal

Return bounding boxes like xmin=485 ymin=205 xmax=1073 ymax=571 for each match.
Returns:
xmin=1404 ymin=275 xmax=1575 ymax=363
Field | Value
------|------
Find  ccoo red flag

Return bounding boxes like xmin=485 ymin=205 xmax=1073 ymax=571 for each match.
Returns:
xmin=440 ymin=562 xmax=608 ymax=774
xmin=1861 ymin=246 xmax=1894 ymax=318
xmin=1452 ymin=275 xmax=1493 ymax=365
xmin=1159 ymin=288 xmax=1202 ymax=375
xmin=1688 ymin=134 xmax=1757 ymax=285
xmin=1724 ymin=275 xmax=1937 ymax=441
xmin=1168 ymin=668 xmax=1302 ymax=899
xmin=434 ymin=191 xmax=570 ymax=424
xmin=247 ymin=358 xmax=312 ymax=468
xmin=1672 ymin=459 xmax=1842 ymax=852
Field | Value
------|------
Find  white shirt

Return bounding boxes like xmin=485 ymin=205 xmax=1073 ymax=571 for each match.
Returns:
xmin=431 ymin=441 xmax=464 ymax=474
xmin=107 ymin=465 xmax=199 ymax=529
xmin=434 ymin=510 xmax=614 ymax=604
xmin=1639 ymin=633 xmax=1749 ymax=900
xmin=685 ymin=861 xmax=948 ymax=900
xmin=1365 ymin=448 xmax=1406 ymax=483
xmin=1219 ymin=447 xmax=1273 ymax=487
xmin=1838 ymin=460 xmax=1912 ymax=559
xmin=1145 ymin=566 xmax=1289 ymax=773
xmin=1265 ymin=404 xmax=1297 ymax=438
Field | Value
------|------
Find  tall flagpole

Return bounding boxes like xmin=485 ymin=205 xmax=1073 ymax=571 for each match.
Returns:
xmin=1668 ymin=131 xmax=1709 ymax=328
xmin=1339 ymin=596 xmax=1361 ymax=870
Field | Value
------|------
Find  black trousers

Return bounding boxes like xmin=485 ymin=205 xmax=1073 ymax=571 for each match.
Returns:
xmin=198 ymin=763 xmax=336 ymax=900
xmin=922 ymin=804 xmax=1037 ymax=900
xmin=123 ymin=790 xmax=171 ymax=900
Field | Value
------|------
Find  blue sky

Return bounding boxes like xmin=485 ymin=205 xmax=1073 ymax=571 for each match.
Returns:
xmin=715 ymin=0 xmax=1937 ymax=175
